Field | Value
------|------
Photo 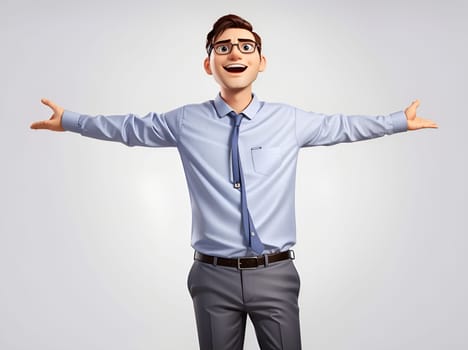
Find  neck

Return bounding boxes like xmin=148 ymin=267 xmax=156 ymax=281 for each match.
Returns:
xmin=220 ymin=87 xmax=253 ymax=114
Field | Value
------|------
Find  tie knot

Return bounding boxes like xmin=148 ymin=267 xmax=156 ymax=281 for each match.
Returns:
xmin=228 ymin=111 xmax=243 ymax=127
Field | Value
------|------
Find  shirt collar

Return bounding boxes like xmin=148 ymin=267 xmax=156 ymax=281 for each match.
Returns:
xmin=214 ymin=93 xmax=261 ymax=120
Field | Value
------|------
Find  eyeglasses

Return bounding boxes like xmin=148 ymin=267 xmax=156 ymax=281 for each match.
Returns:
xmin=208 ymin=40 xmax=260 ymax=55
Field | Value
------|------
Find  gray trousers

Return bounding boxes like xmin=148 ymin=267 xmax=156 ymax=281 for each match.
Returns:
xmin=187 ymin=257 xmax=302 ymax=350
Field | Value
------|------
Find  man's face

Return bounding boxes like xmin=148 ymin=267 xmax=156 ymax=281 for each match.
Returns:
xmin=204 ymin=28 xmax=266 ymax=93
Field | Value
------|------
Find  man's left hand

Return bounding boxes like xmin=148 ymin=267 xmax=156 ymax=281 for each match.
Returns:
xmin=405 ymin=99 xmax=438 ymax=130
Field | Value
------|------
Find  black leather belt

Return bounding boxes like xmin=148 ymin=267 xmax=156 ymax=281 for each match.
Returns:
xmin=194 ymin=250 xmax=295 ymax=269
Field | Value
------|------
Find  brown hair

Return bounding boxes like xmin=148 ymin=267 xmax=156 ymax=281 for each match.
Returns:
xmin=206 ymin=14 xmax=262 ymax=56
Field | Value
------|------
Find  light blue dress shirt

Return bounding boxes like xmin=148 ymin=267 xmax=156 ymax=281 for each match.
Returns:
xmin=62 ymin=94 xmax=408 ymax=258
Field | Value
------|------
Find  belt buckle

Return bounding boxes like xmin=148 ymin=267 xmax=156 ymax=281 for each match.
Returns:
xmin=237 ymin=256 xmax=260 ymax=270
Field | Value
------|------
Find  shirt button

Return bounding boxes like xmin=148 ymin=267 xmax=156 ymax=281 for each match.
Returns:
xmin=251 ymin=232 xmax=255 ymax=236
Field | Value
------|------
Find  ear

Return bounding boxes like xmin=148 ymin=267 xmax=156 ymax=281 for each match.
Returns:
xmin=204 ymin=57 xmax=212 ymax=75
xmin=258 ymin=55 xmax=267 ymax=72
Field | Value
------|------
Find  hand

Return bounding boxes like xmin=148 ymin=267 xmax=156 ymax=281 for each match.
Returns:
xmin=404 ymin=99 xmax=438 ymax=130
xmin=30 ymin=98 xmax=65 ymax=131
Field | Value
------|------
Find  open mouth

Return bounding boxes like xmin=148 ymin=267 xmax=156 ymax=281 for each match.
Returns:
xmin=223 ymin=64 xmax=247 ymax=73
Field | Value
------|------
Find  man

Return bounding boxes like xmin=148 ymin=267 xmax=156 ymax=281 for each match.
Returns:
xmin=31 ymin=14 xmax=437 ymax=350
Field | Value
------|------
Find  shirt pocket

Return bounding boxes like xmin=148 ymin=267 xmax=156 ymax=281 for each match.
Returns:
xmin=251 ymin=146 xmax=282 ymax=176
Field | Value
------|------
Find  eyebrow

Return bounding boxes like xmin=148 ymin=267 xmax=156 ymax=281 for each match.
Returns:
xmin=213 ymin=38 xmax=256 ymax=45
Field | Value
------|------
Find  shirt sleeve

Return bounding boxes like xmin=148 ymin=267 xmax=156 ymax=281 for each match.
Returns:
xmin=61 ymin=106 xmax=184 ymax=147
xmin=295 ymin=108 xmax=408 ymax=147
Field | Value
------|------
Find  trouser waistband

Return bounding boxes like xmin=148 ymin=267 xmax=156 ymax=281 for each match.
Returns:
xmin=193 ymin=250 xmax=295 ymax=270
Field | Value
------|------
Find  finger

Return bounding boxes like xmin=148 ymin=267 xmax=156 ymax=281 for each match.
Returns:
xmin=408 ymin=99 xmax=420 ymax=113
xmin=30 ymin=120 xmax=50 ymax=130
xmin=424 ymin=120 xmax=438 ymax=128
xmin=418 ymin=124 xmax=438 ymax=129
xmin=418 ymin=117 xmax=437 ymax=125
xmin=408 ymin=118 xmax=438 ymax=130
xmin=41 ymin=98 xmax=58 ymax=111
xmin=418 ymin=120 xmax=438 ymax=128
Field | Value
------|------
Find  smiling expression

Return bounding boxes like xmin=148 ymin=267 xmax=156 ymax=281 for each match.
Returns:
xmin=204 ymin=28 xmax=266 ymax=94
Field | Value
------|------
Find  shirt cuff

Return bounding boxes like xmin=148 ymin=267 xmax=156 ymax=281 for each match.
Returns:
xmin=61 ymin=110 xmax=82 ymax=133
xmin=389 ymin=111 xmax=408 ymax=134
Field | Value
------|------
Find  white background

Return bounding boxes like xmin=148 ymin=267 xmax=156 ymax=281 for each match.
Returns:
xmin=2 ymin=0 xmax=467 ymax=349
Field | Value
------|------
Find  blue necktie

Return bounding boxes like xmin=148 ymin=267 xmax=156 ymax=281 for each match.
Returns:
xmin=228 ymin=111 xmax=265 ymax=255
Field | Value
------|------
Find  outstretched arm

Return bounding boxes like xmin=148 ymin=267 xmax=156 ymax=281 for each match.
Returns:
xmin=404 ymin=100 xmax=438 ymax=130
xmin=30 ymin=98 xmax=64 ymax=131
xmin=30 ymin=98 xmax=182 ymax=147
xmin=295 ymin=99 xmax=438 ymax=147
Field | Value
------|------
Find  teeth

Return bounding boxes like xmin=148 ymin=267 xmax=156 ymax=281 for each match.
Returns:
xmin=225 ymin=64 xmax=247 ymax=68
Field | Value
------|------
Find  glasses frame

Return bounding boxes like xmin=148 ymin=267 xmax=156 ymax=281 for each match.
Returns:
xmin=208 ymin=39 xmax=261 ymax=56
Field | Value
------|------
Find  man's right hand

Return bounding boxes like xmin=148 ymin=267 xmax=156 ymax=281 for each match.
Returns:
xmin=30 ymin=98 xmax=65 ymax=131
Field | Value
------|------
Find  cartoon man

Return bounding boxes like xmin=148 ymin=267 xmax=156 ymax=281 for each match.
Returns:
xmin=31 ymin=14 xmax=437 ymax=350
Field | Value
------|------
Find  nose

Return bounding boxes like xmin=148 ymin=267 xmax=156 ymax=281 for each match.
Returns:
xmin=228 ymin=44 xmax=243 ymax=59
